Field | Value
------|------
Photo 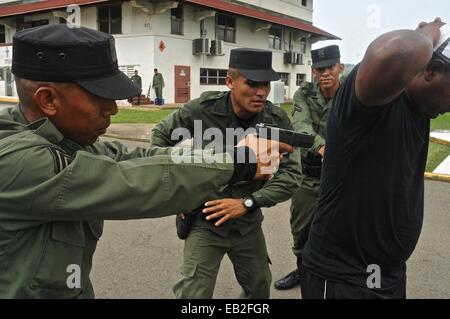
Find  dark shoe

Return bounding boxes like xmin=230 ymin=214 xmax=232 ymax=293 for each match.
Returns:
xmin=274 ymin=270 xmax=302 ymax=290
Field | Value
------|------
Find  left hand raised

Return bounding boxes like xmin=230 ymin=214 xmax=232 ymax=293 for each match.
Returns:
xmin=202 ymin=198 xmax=248 ymax=227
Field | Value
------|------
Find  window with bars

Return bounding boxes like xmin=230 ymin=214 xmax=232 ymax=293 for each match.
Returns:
xmin=278 ymin=72 xmax=290 ymax=86
xmin=98 ymin=5 xmax=122 ymax=34
xmin=296 ymin=74 xmax=306 ymax=86
xmin=119 ymin=65 xmax=139 ymax=78
xmin=171 ymin=5 xmax=183 ymax=35
xmin=200 ymin=68 xmax=227 ymax=85
xmin=269 ymin=26 xmax=282 ymax=50
xmin=16 ymin=18 xmax=49 ymax=31
xmin=216 ymin=14 xmax=236 ymax=43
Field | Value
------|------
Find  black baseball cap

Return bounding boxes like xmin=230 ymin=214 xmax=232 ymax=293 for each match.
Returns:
xmin=311 ymin=45 xmax=341 ymax=69
xmin=229 ymin=48 xmax=280 ymax=82
xmin=12 ymin=24 xmax=140 ymax=100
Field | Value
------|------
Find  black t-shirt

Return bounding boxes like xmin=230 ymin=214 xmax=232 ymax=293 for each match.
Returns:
xmin=303 ymin=65 xmax=430 ymax=290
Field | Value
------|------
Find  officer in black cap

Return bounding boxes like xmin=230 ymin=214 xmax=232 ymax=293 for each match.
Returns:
xmin=151 ymin=48 xmax=301 ymax=299
xmin=0 ymin=25 xmax=292 ymax=298
xmin=274 ymin=44 xmax=344 ymax=291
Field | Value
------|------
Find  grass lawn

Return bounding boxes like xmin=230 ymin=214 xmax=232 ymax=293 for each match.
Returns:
xmin=112 ymin=105 xmax=449 ymax=172
xmin=111 ymin=108 xmax=175 ymax=124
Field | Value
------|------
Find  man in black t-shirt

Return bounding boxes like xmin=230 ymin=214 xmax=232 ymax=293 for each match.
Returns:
xmin=302 ymin=19 xmax=450 ymax=299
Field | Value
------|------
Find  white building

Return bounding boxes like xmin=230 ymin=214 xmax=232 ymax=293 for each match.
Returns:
xmin=0 ymin=0 xmax=338 ymax=103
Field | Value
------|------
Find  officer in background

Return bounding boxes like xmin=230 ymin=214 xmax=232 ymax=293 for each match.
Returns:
xmin=130 ymin=70 xmax=142 ymax=105
xmin=152 ymin=68 xmax=165 ymax=104
xmin=274 ymin=45 xmax=344 ymax=290
xmin=0 ymin=24 xmax=289 ymax=298
xmin=151 ymin=48 xmax=301 ymax=299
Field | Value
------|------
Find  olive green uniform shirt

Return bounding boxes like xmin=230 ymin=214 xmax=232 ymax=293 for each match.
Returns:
xmin=151 ymin=91 xmax=301 ymax=237
xmin=0 ymin=106 xmax=237 ymax=298
xmin=131 ymin=74 xmax=142 ymax=89
xmin=292 ymin=82 xmax=332 ymax=190
xmin=152 ymin=73 xmax=164 ymax=89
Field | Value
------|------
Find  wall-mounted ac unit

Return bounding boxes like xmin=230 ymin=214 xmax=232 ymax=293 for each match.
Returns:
xmin=283 ymin=51 xmax=296 ymax=64
xmin=210 ymin=39 xmax=223 ymax=56
xmin=192 ymin=38 xmax=209 ymax=55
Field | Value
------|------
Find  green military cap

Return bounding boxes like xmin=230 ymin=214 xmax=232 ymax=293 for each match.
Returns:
xmin=311 ymin=45 xmax=341 ymax=69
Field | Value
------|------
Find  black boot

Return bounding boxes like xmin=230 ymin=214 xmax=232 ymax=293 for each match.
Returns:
xmin=274 ymin=269 xmax=302 ymax=290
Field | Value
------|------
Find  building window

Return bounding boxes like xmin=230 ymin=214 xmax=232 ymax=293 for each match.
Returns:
xmin=119 ymin=65 xmax=140 ymax=78
xmin=216 ymin=14 xmax=236 ymax=43
xmin=171 ymin=5 xmax=183 ymax=35
xmin=296 ymin=74 xmax=306 ymax=86
xmin=98 ymin=5 xmax=122 ymax=34
xmin=301 ymin=0 xmax=308 ymax=7
xmin=16 ymin=18 xmax=49 ymax=31
xmin=0 ymin=25 xmax=5 ymax=43
xmin=278 ymin=72 xmax=290 ymax=86
xmin=300 ymin=38 xmax=307 ymax=54
xmin=200 ymin=68 xmax=227 ymax=85
xmin=269 ymin=26 xmax=282 ymax=50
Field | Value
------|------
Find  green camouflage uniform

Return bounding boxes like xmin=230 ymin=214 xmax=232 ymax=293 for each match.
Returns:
xmin=151 ymin=91 xmax=301 ymax=299
xmin=152 ymin=73 xmax=164 ymax=100
xmin=290 ymin=81 xmax=332 ymax=271
xmin=131 ymin=74 xmax=142 ymax=89
xmin=0 ymin=106 xmax=239 ymax=298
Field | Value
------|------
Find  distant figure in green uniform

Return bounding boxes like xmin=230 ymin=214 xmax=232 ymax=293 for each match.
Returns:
xmin=130 ymin=70 xmax=142 ymax=105
xmin=0 ymin=24 xmax=291 ymax=299
xmin=274 ymin=45 xmax=344 ymax=291
xmin=152 ymin=68 xmax=165 ymax=104
xmin=152 ymin=48 xmax=302 ymax=299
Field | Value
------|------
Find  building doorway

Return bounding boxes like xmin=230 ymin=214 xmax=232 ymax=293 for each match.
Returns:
xmin=174 ymin=65 xmax=190 ymax=103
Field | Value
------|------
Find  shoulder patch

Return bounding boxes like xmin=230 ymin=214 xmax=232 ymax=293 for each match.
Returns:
xmin=44 ymin=145 xmax=74 ymax=174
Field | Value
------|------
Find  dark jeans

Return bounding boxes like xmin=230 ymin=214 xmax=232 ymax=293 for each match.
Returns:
xmin=301 ymin=268 xmax=406 ymax=299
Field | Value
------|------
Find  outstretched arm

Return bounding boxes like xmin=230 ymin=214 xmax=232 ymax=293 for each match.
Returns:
xmin=356 ymin=18 xmax=444 ymax=107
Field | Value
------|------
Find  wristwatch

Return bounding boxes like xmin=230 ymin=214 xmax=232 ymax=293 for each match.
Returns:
xmin=242 ymin=196 xmax=258 ymax=212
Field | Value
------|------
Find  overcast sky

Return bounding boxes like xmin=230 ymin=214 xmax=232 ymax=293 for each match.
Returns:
xmin=312 ymin=0 xmax=450 ymax=64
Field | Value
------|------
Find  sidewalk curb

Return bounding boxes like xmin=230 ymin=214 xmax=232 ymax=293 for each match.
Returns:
xmin=0 ymin=97 xmax=19 ymax=104
xmin=425 ymin=172 xmax=450 ymax=183
xmin=430 ymin=136 xmax=450 ymax=146
xmin=103 ymin=133 xmax=150 ymax=143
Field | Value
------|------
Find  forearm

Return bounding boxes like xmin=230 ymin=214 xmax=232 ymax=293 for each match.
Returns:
xmin=0 ymin=150 xmax=235 ymax=221
xmin=251 ymin=150 xmax=301 ymax=207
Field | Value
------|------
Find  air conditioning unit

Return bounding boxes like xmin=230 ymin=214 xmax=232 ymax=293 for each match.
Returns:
xmin=283 ymin=51 xmax=296 ymax=64
xmin=210 ymin=39 xmax=223 ymax=56
xmin=192 ymin=38 xmax=209 ymax=55
xmin=295 ymin=52 xmax=304 ymax=65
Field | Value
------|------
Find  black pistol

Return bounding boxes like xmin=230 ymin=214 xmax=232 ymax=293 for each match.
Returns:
xmin=255 ymin=123 xmax=315 ymax=148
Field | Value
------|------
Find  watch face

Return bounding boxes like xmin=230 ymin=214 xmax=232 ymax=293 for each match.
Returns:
xmin=244 ymin=199 xmax=253 ymax=208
